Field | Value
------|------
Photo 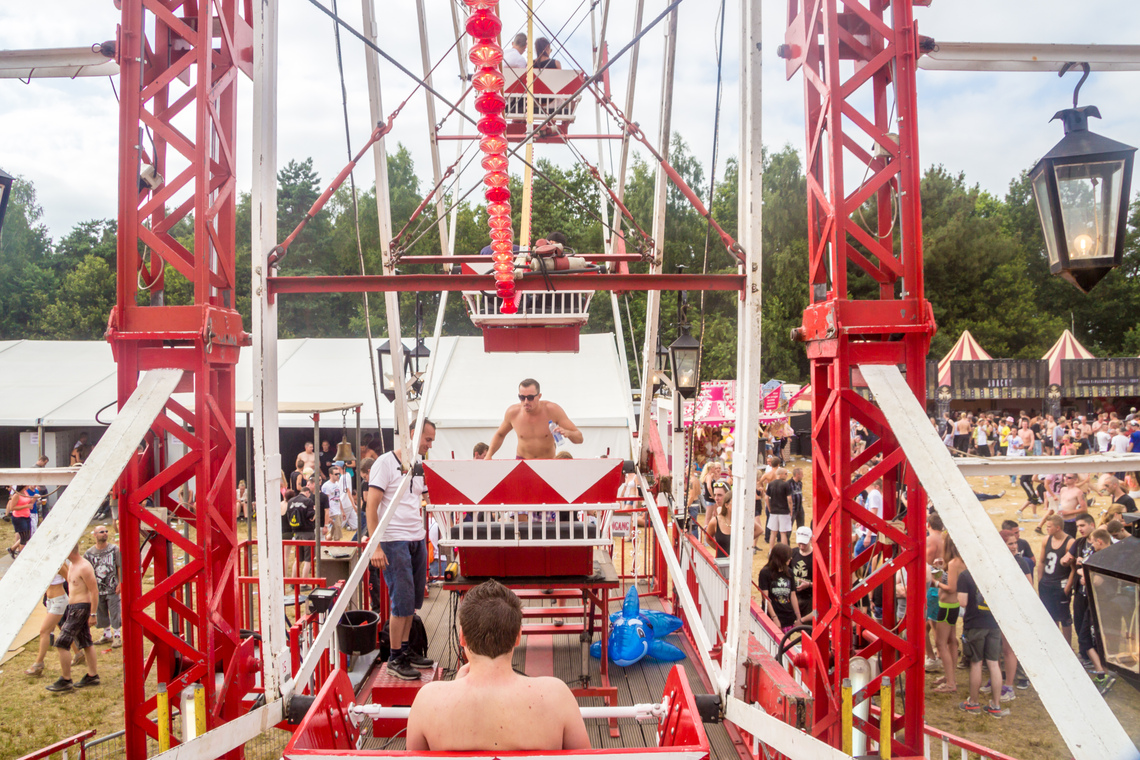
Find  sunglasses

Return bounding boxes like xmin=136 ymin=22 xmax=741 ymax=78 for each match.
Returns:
xmin=518 ymin=394 xmax=538 ymax=401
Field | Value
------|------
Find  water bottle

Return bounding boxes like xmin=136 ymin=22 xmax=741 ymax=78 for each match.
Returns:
xmin=549 ymin=420 xmax=565 ymax=447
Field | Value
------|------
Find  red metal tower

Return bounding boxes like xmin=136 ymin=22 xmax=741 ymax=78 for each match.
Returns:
xmin=784 ymin=0 xmax=933 ymax=753
xmin=111 ymin=1 xmax=251 ymax=756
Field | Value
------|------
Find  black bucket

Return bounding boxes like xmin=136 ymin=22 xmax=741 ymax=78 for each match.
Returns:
xmin=336 ymin=609 xmax=380 ymax=655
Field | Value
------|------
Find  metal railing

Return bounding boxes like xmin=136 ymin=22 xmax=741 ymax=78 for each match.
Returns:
xmin=429 ymin=503 xmax=614 ymax=548
xmin=463 ymin=290 xmax=593 ymax=325
xmin=16 ymin=731 xmax=96 ymax=760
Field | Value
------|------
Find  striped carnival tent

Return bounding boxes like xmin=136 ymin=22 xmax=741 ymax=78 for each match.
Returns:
xmin=936 ymin=330 xmax=992 ymax=386
xmin=1043 ymin=329 xmax=1095 ymax=384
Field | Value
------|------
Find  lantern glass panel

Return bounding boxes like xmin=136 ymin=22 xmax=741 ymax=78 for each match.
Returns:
xmin=1030 ymin=166 xmax=1061 ymax=268
xmin=1090 ymin=571 xmax=1139 ymax=675
xmin=671 ymin=347 xmax=699 ymax=393
xmin=1054 ymin=159 xmax=1126 ymax=260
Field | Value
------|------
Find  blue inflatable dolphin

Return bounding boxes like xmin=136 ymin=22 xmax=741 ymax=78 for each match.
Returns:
xmin=589 ymin=586 xmax=686 ymax=667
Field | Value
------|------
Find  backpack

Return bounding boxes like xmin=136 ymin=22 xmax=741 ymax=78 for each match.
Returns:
xmin=286 ymin=497 xmax=310 ymax=531
xmin=378 ymin=614 xmax=428 ymax=662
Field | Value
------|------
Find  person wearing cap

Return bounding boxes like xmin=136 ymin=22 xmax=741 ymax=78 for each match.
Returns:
xmin=790 ymin=526 xmax=814 ymax=620
xmin=1128 ymin=419 xmax=1140 ymax=453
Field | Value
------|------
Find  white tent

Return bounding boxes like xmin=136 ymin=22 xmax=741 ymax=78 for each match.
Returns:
xmin=0 ymin=337 xmax=635 ymax=460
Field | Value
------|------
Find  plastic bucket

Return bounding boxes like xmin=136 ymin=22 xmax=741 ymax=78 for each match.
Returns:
xmin=336 ymin=609 xmax=379 ymax=655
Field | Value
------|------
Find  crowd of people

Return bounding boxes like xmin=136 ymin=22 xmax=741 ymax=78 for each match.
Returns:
xmin=940 ymin=407 xmax=1140 ymax=459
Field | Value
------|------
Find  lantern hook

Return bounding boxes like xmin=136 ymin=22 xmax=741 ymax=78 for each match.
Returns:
xmin=1059 ymin=62 xmax=1090 ymax=109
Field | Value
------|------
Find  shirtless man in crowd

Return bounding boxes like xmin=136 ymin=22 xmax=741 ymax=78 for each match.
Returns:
xmin=46 ymin=545 xmax=100 ymax=692
xmin=485 ymin=379 xmax=583 ymax=460
xmin=1052 ymin=473 xmax=1089 ymax=538
xmin=406 ymin=580 xmax=590 ymax=751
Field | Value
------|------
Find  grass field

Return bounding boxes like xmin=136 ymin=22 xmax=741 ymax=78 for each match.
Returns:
xmin=2 ymin=461 xmax=1139 ymax=759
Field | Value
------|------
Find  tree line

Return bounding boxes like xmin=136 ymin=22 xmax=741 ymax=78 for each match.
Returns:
xmin=1 ymin=137 xmax=1137 ymax=385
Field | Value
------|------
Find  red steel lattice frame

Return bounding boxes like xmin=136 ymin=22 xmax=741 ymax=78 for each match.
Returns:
xmin=112 ymin=1 xmax=252 ymax=757
xmin=785 ymin=0 xmax=933 ymax=753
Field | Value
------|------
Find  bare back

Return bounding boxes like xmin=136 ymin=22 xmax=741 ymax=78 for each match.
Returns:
xmin=68 ymin=556 xmax=97 ymax=605
xmin=408 ymin=671 xmax=589 ymax=751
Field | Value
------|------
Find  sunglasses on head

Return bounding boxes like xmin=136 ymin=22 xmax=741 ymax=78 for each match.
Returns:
xmin=518 ymin=394 xmax=538 ymax=401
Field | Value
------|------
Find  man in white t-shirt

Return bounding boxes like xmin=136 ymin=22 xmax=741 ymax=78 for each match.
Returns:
xmin=855 ymin=479 xmax=883 ymax=555
xmin=1109 ymin=424 xmax=1130 ymax=453
xmin=504 ymin=33 xmax=527 ymax=68
xmin=335 ymin=461 xmax=359 ymax=535
xmin=321 ymin=466 xmax=345 ymax=541
xmin=366 ymin=420 xmax=437 ymax=681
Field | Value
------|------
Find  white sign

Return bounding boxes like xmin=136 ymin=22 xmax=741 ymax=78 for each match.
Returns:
xmin=610 ymin=515 xmax=632 ymax=538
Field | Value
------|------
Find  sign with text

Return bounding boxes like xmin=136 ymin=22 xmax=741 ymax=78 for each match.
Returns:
xmin=1061 ymin=358 xmax=1140 ymax=398
xmin=950 ymin=360 xmax=1047 ymax=400
xmin=610 ymin=514 xmax=633 ymax=538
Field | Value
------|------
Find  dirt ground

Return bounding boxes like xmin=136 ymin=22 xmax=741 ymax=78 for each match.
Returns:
xmin=3 ymin=464 xmax=1139 ymax=759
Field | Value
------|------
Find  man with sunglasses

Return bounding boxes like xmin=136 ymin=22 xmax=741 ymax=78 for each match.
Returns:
xmin=485 ymin=378 xmax=583 ymax=460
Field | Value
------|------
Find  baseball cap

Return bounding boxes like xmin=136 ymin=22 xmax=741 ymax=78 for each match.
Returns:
xmin=302 ymin=467 xmax=314 ymax=477
xmin=795 ymin=526 xmax=812 ymax=544
xmin=333 ymin=460 xmax=345 ymax=467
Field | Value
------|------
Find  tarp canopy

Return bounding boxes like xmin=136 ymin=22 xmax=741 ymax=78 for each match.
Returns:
xmin=0 ymin=337 xmax=635 ymax=461
xmin=937 ymin=330 xmax=992 ymax=386
xmin=1043 ymin=329 xmax=1095 ymax=385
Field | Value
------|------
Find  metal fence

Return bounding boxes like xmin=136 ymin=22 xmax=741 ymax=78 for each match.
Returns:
xmin=81 ymin=727 xmax=291 ymax=760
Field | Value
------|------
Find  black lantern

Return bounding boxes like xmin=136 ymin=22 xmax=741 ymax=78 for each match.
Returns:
xmin=1083 ymin=536 xmax=1140 ymax=688
xmin=0 ymin=168 xmax=14 ymax=237
xmin=1030 ymin=98 xmax=1136 ymax=293
xmin=377 ymin=338 xmax=431 ymax=403
xmin=669 ymin=326 xmax=701 ymax=399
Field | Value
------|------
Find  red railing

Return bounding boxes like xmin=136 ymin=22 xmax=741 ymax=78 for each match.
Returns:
xmin=16 ymin=731 xmax=96 ymax=760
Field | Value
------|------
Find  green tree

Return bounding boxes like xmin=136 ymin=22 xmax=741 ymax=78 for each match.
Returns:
xmin=38 ymin=255 xmax=116 ymax=339
xmin=0 ymin=177 xmax=57 ymax=338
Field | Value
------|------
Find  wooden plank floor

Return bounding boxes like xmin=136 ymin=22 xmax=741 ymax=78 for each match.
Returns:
xmin=360 ymin=580 xmax=743 ymax=758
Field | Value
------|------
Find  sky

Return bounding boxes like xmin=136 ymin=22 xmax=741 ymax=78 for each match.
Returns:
xmin=1 ymin=0 xmax=1138 ymax=240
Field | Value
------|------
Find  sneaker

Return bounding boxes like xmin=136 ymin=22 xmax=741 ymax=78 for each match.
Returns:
xmin=958 ymin=700 xmax=982 ymax=714
xmin=405 ymin=652 xmax=435 ymax=669
xmin=74 ymin=674 xmax=101 ymax=688
xmin=1015 ymin=676 xmax=1030 ymax=691
xmin=924 ymin=656 xmax=942 ymax=672
xmin=386 ymin=655 xmax=420 ymax=681
xmin=1094 ymin=673 xmax=1117 ymax=695
xmin=45 ymin=678 xmax=74 ymax=693
xmin=999 ymin=686 xmax=1015 ymax=702
xmin=980 ymin=683 xmax=992 ymax=694
xmin=98 ymin=630 xmax=114 ymax=644
xmin=984 ymin=703 xmax=1010 ymax=718
xmin=112 ymin=634 xmax=122 ymax=649
xmin=1034 ymin=527 xmax=1044 ymax=535
xmin=1078 ymin=656 xmax=1094 ymax=671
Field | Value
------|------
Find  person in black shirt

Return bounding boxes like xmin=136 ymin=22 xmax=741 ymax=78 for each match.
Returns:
xmin=765 ymin=469 xmax=794 ymax=545
xmin=757 ymin=544 xmax=802 ymax=631
xmin=789 ymin=468 xmax=805 ymax=529
xmin=956 ymin=567 xmax=1008 ymax=717
xmin=1038 ymin=515 xmax=1073 ymax=642
xmin=319 ymin=440 xmax=336 ymax=478
xmin=1062 ymin=514 xmax=1116 ymax=694
xmin=1000 ymin=520 xmax=1035 ymax=576
xmin=285 ymin=484 xmax=317 ymax=583
xmin=790 ymin=526 xmax=814 ymax=619
xmin=704 ymin=482 xmax=762 ymax=557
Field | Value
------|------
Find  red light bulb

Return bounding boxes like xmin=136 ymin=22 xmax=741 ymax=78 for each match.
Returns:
xmin=480 ymin=134 xmax=508 ymax=154
xmin=485 ymin=186 xmax=510 ymax=203
xmin=475 ymin=92 xmax=506 ymax=116
xmin=501 ymin=300 xmax=518 ymax=314
xmin=486 ymin=201 xmax=511 ymax=217
xmin=463 ymin=0 xmax=498 ymax=7
xmin=490 ymin=229 xmax=512 ymax=242
xmin=492 ymin=241 xmax=513 ymax=253
xmin=484 ymin=171 xmax=509 ymax=189
xmin=472 ymin=67 xmax=505 ymax=93
xmin=488 ymin=214 xmax=512 ymax=230
xmin=469 ymin=41 xmax=503 ymax=68
xmin=477 ymin=114 xmax=507 ymax=135
xmin=482 ymin=154 xmax=508 ymax=173
xmin=465 ymin=9 xmax=502 ymax=39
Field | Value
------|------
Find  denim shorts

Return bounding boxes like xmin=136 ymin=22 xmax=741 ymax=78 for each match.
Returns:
xmin=382 ymin=539 xmax=427 ymax=617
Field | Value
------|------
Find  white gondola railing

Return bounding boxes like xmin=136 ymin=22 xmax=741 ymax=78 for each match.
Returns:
xmin=428 ymin=503 xmax=614 ymax=548
xmin=463 ymin=288 xmax=593 ymax=327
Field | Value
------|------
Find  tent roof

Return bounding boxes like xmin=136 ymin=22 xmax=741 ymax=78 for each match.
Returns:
xmin=0 ymin=336 xmax=634 ymax=432
xmin=937 ymin=330 xmax=992 ymax=386
xmin=1043 ymin=329 xmax=1095 ymax=384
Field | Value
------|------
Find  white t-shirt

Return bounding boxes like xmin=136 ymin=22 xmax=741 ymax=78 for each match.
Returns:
xmin=1006 ymin=436 xmax=1025 ymax=457
xmin=1096 ymin=430 xmax=1112 ymax=452
xmin=1111 ymin=433 xmax=1130 ymax=453
xmin=860 ymin=488 xmax=883 ymax=537
xmin=321 ymin=480 xmax=343 ymax=518
xmin=368 ymin=452 xmax=428 ymax=542
xmin=338 ymin=472 xmax=358 ymax=529
xmin=504 ymin=49 xmax=527 ymax=68
xmin=975 ymin=426 xmax=988 ymax=445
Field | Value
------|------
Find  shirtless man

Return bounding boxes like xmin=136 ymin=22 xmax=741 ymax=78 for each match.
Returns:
xmin=1053 ymin=473 xmax=1088 ymax=538
xmin=407 ymin=580 xmax=590 ymax=751
xmin=952 ymin=413 xmax=972 ymax=455
xmin=485 ymin=379 xmax=582 ymax=460
xmin=46 ymin=545 xmax=100 ymax=692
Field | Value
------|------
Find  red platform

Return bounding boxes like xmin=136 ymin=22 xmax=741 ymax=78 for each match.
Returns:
xmin=368 ymin=663 xmax=443 ymax=738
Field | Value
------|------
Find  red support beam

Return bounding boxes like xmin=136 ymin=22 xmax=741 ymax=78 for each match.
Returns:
xmin=268 ymin=273 xmax=745 ymax=295
xmin=113 ymin=1 xmax=250 ymax=757
xmin=393 ymin=253 xmax=645 ymax=265
xmin=787 ymin=0 xmax=933 ymax=754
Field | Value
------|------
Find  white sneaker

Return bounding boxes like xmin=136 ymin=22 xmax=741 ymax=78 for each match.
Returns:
xmin=925 ymin=657 xmax=942 ymax=672
xmin=98 ymin=630 xmax=113 ymax=644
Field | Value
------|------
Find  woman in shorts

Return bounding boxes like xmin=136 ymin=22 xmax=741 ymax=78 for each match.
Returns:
xmin=25 ymin=563 xmax=69 ymax=676
xmin=930 ymin=536 xmax=964 ymax=693
xmin=6 ymin=485 xmax=37 ymax=558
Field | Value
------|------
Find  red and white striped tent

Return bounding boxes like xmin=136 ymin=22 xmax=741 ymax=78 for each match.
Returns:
xmin=1043 ymin=329 xmax=1095 ymax=384
xmin=936 ymin=330 xmax=992 ymax=387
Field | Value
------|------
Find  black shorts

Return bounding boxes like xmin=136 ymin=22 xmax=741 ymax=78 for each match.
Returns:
xmin=11 ymin=515 xmax=31 ymax=544
xmin=291 ymin=531 xmax=315 ymax=562
xmin=55 ymin=602 xmax=93 ymax=651
xmin=953 ymin=434 xmax=970 ymax=452
xmin=935 ymin=602 xmax=960 ymax=626
xmin=1039 ymin=583 xmax=1072 ymax=626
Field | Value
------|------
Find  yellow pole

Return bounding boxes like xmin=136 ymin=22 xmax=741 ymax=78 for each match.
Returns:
xmin=879 ymin=677 xmax=892 ymax=759
xmin=194 ymin=683 xmax=207 ymax=738
xmin=841 ymin=677 xmax=853 ymax=756
xmin=519 ymin=0 xmax=535 ymax=250
xmin=157 ymin=683 xmax=170 ymax=752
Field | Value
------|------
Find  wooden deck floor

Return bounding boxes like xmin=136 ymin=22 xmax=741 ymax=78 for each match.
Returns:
xmin=359 ymin=579 xmax=744 ymax=758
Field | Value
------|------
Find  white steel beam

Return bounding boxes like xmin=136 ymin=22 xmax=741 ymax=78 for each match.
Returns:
xmin=725 ymin=698 xmax=852 ymax=760
xmin=0 ymin=369 xmax=182 ymax=658
xmin=634 ymin=5 xmax=677 ymax=463
xmin=859 ymin=363 xmax=1137 ymax=760
xmin=0 ymin=46 xmax=119 ymax=79
xmin=0 ymin=467 xmax=79 ymax=486
xmin=918 ymin=42 xmax=1140 ymax=72
xmin=724 ymin=0 xmax=763 ymax=702
xmin=252 ymin=0 xmax=289 ymax=702
xmin=956 ymin=452 xmax=1140 ymax=477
